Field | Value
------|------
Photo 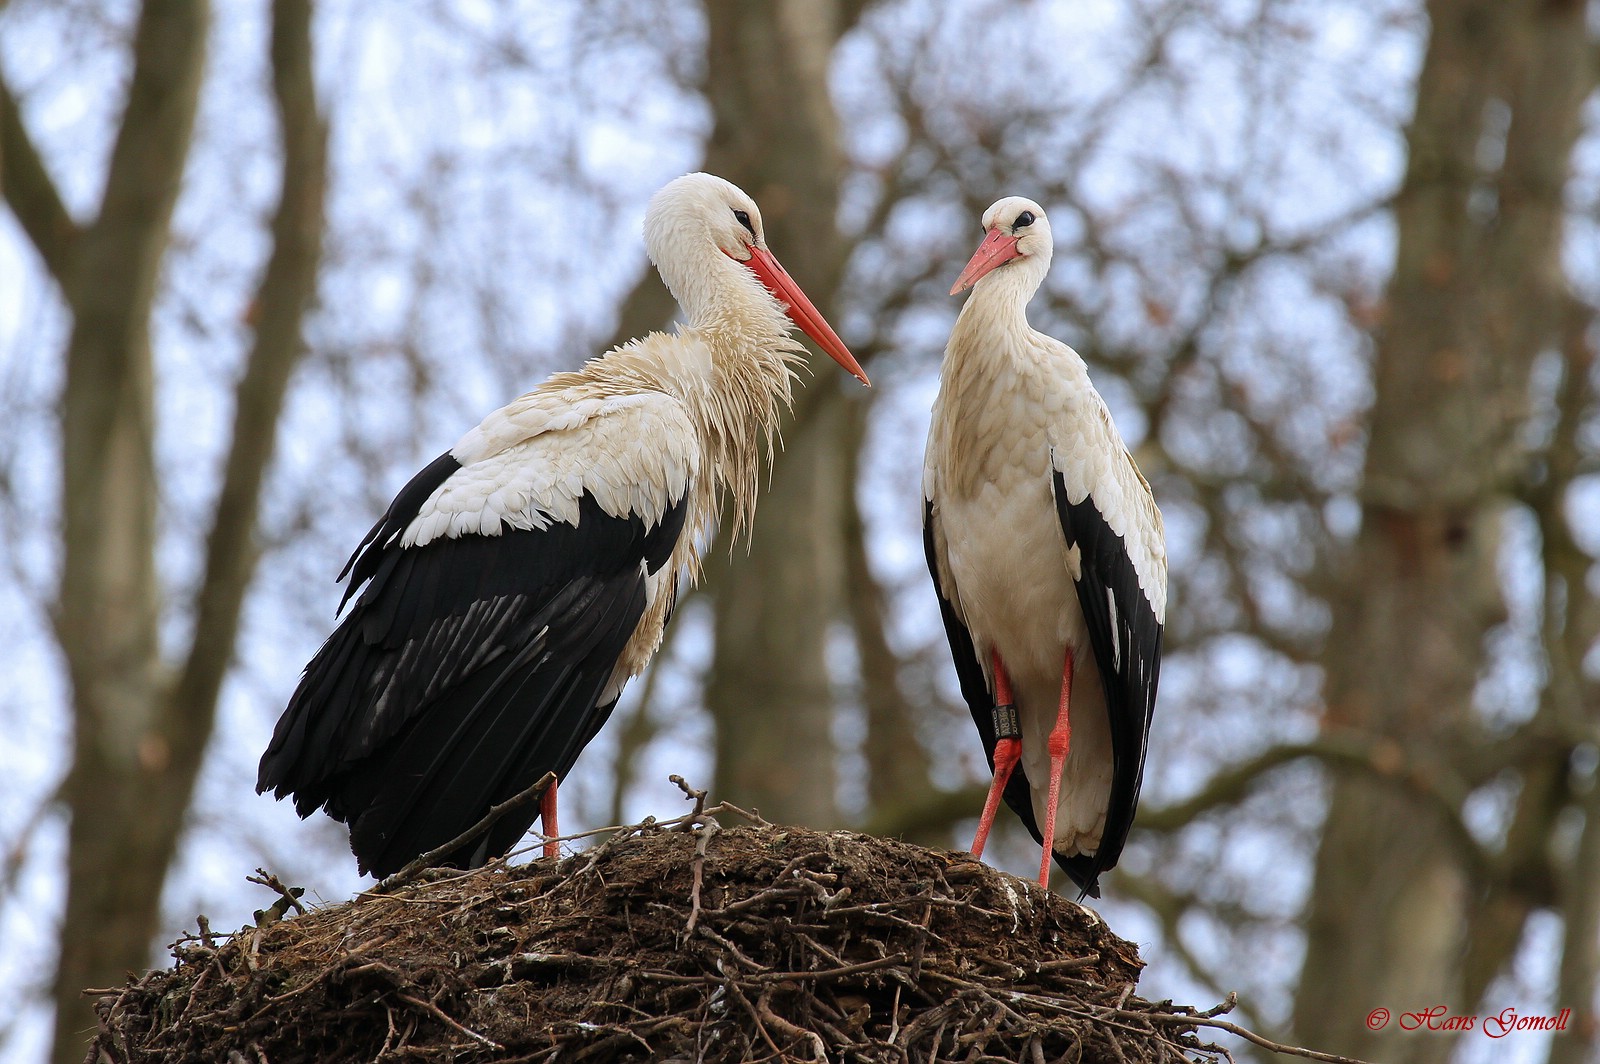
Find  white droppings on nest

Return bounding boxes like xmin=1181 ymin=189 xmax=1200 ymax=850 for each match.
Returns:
xmin=999 ymin=878 xmax=1024 ymax=935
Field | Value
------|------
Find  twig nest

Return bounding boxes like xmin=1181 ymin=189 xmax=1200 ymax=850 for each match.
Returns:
xmin=87 ymin=813 xmax=1218 ymax=1062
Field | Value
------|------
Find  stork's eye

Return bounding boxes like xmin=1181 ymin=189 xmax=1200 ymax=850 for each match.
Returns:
xmin=733 ymin=209 xmax=755 ymax=237
xmin=1013 ymin=211 xmax=1036 ymax=230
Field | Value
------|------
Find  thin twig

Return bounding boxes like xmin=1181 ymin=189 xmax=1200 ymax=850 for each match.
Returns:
xmin=670 ymin=773 xmax=709 ymax=822
xmin=723 ymin=979 xmax=784 ymax=1059
xmin=247 ymin=869 xmax=307 ymax=926
xmin=1131 ymin=1008 xmax=1378 ymax=1064
xmin=396 ymin=992 xmax=503 ymax=1051
xmin=684 ymin=817 xmax=720 ymax=933
xmin=757 ymin=991 xmax=830 ymax=1061
xmin=495 ymin=793 xmax=774 ymax=864
xmin=753 ymin=955 xmax=909 ymax=983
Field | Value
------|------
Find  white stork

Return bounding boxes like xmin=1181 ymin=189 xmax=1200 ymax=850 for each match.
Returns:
xmin=922 ymin=197 xmax=1165 ymax=897
xmin=259 ymin=173 xmax=869 ymax=878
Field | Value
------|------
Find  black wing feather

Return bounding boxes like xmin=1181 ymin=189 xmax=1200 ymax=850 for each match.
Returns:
xmin=1051 ymin=470 xmax=1162 ymax=897
xmin=260 ymin=460 xmax=689 ymax=878
xmin=339 ymin=450 xmax=462 ymax=612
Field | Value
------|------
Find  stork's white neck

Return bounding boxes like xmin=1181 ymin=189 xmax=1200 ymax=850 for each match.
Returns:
xmin=953 ymin=263 xmax=1045 ymax=358
xmin=945 ymin=249 xmax=1090 ymax=393
xmin=961 ymin=247 xmax=1050 ymax=326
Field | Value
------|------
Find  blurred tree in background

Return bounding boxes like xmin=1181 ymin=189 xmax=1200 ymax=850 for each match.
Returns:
xmin=2 ymin=1 xmax=325 ymax=1060
xmin=1 ymin=2 xmax=1596 ymax=1064
xmin=1300 ymin=3 xmax=1597 ymax=1062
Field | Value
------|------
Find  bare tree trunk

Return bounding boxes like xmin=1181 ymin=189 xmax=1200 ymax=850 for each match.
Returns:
xmin=593 ymin=1 xmax=925 ymax=829
xmin=708 ymin=391 xmax=852 ymax=824
xmin=841 ymin=398 xmax=939 ymax=835
xmin=49 ymin=7 xmax=209 ymax=1061
xmin=1293 ymin=2 xmax=1593 ymax=1060
xmin=696 ymin=0 xmax=876 ymax=825
xmin=0 ymin=2 xmax=326 ymax=1060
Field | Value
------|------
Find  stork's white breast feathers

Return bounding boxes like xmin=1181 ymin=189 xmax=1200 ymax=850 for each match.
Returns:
xmin=403 ymin=390 xmax=699 ymax=549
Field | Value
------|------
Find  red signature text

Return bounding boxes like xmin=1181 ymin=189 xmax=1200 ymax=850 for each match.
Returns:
xmin=1365 ymin=1005 xmax=1572 ymax=1038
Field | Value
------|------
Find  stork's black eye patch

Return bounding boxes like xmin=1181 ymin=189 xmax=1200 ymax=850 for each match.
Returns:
xmin=733 ymin=209 xmax=755 ymax=237
xmin=1014 ymin=211 xmax=1036 ymax=230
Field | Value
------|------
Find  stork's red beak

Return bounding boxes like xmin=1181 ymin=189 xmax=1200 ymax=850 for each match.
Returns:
xmin=951 ymin=229 xmax=1023 ymax=294
xmin=740 ymin=245 xmax=870 ymax=387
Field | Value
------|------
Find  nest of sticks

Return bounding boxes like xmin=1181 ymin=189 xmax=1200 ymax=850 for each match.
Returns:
xmin=86 ymin=789 xmax=1249 ymax=1063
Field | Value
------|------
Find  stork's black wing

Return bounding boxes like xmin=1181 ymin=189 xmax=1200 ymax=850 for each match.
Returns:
xmin=922 ymin=498 xmax=1093 ymax=893
xmin=258 ymin=451 xmax=689 ymax=877
xmin=1051 ymin=470 xmax=1162 ymax=896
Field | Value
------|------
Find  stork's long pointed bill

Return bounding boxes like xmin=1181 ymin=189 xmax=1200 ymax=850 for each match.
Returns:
xmin=742 ymin=245 xmax=870 ymax=387
xmin=951 ymin=230 xmax=1023 ymax=294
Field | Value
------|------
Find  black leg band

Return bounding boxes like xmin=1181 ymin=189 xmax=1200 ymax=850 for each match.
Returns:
xmin=992 ymin=702 xmax=1020 ymax=741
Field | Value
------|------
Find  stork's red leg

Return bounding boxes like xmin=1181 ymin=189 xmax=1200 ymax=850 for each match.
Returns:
xmin=971 ymin=649 xmax=1022 ymax=859
xmin=541 ymin=777 xmax=560 ymax=860
xmin=1037 ymin=646 xmax=1075 ymax=888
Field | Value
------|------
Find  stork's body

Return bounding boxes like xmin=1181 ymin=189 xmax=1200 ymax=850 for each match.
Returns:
xmin=259 ymin=173 xmax=867 ymax=878
xmin=923 ymin=197 xmax=1164 ymax=897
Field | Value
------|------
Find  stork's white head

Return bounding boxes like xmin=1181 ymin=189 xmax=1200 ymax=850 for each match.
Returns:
xmin=644 ymin=173 xmax=868 ymax=386
xmin=644 ymin=173 xmax=768 ymax=273
xmin=950 ymin=196 xmax=1053 ymax=297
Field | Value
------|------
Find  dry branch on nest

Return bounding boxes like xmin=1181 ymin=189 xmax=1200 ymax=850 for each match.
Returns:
xmin=84 ymin=796 xmax=1354 ymax=1063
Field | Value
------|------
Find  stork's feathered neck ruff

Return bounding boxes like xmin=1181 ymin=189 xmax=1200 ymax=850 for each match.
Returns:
xmin=637 ymin=174 xmax=813 ymax=551
xmin=535 ymin=252 xmax=804 ymax=570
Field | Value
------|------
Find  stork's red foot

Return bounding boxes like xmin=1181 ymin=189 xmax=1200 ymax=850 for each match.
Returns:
xmin=971 ymin=736 xmax=1021 ymax=858
xmin=541 ymin=777 xmax=561 ymax=859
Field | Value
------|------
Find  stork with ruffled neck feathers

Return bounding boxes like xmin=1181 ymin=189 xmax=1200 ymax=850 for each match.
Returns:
xmin=923 ymin=196 xmax=1165 ymax=897
xmin=259 ymin=173 xmax=869 ymax=878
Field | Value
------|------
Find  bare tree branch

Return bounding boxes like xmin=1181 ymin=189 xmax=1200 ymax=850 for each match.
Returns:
xmin=1136 ymin=733 xmax=1493 ymax=881
xmin=0 ymin=62 xmax=81 ymax=285
xmin=170 ymin=0 xmax=327 ymax=740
